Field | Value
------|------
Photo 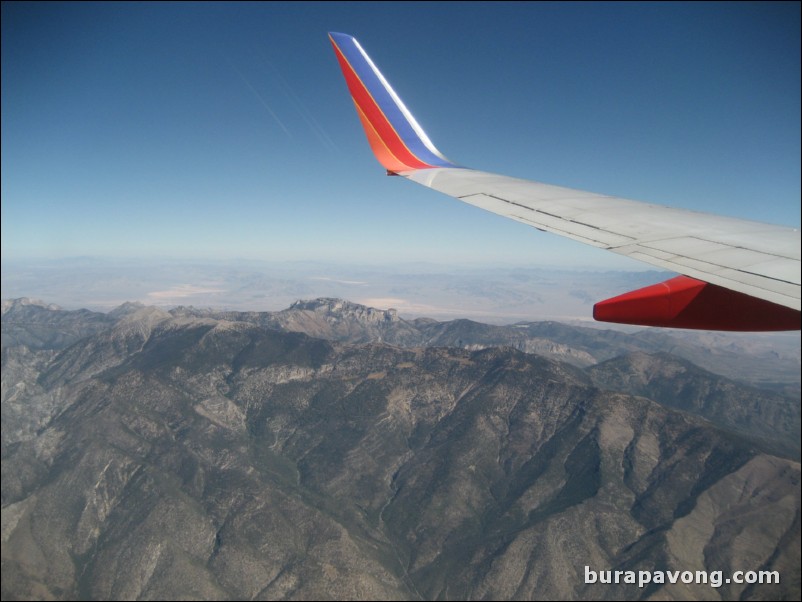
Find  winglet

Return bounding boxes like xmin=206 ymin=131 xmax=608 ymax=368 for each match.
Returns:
xmin=328 ymin=32 xmax=456 ymax=173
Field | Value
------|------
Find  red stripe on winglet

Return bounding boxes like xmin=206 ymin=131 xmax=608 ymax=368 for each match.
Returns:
xmin=331 ymin=40 xmax=434 ymax=171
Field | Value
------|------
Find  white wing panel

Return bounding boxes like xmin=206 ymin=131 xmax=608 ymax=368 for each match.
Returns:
xmin=402 ymin=167 xmax=801 ymax=311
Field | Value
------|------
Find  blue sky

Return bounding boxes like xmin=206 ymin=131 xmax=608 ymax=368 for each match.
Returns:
xmin=2 ymin=2 xmax=800 ymax=268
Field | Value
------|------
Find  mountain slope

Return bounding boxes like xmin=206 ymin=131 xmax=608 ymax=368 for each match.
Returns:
xmin=2 ymin=307 xmax=799 ymax=600
xmin=588 ymin=352 xmax=801 ymax=459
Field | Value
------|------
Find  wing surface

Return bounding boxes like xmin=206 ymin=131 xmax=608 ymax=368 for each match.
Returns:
xmin=329 ymin=32 xmax=800 ymax=331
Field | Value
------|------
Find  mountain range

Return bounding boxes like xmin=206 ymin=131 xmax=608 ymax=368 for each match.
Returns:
xmin=2 ymin=297 xmax=799 ymax=600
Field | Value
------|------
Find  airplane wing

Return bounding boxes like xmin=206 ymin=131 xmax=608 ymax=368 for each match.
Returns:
xmin=328 ymin=32 xmax=800 ymax=331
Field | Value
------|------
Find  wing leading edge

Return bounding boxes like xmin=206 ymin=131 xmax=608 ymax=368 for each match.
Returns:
xmin=328 ymin=32 xmax=801 ymax=331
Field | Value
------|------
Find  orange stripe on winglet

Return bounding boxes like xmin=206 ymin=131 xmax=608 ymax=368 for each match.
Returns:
xmin=353 ymin=102 xmax=411 ymax=172
xmin=331 ymin=39 xmax=433 ymax=171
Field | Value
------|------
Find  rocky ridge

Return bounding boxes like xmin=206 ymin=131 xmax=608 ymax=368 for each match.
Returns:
xmin=1 ymin=299 xmax=799 ymax=600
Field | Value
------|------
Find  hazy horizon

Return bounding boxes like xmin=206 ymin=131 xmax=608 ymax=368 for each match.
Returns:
xmin=1 ymin=255 xmax=672 ymax=324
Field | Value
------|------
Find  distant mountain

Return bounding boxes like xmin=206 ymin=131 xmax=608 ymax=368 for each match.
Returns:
xmin=171 ymin=298 xmax=801 ymax=395
xmin=1 ymin=297 xmax=115 ymax=351
xmin=1 ymin=299 xmax=800 ymax=600
xmin=177 ymin=298 xmax=424 ymax=346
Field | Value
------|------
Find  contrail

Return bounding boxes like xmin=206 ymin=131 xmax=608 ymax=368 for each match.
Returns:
xmin=231 ymin=64 xmax=293 ymax=140
xmin=257 ymin=50 xmax=340 ymax=154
